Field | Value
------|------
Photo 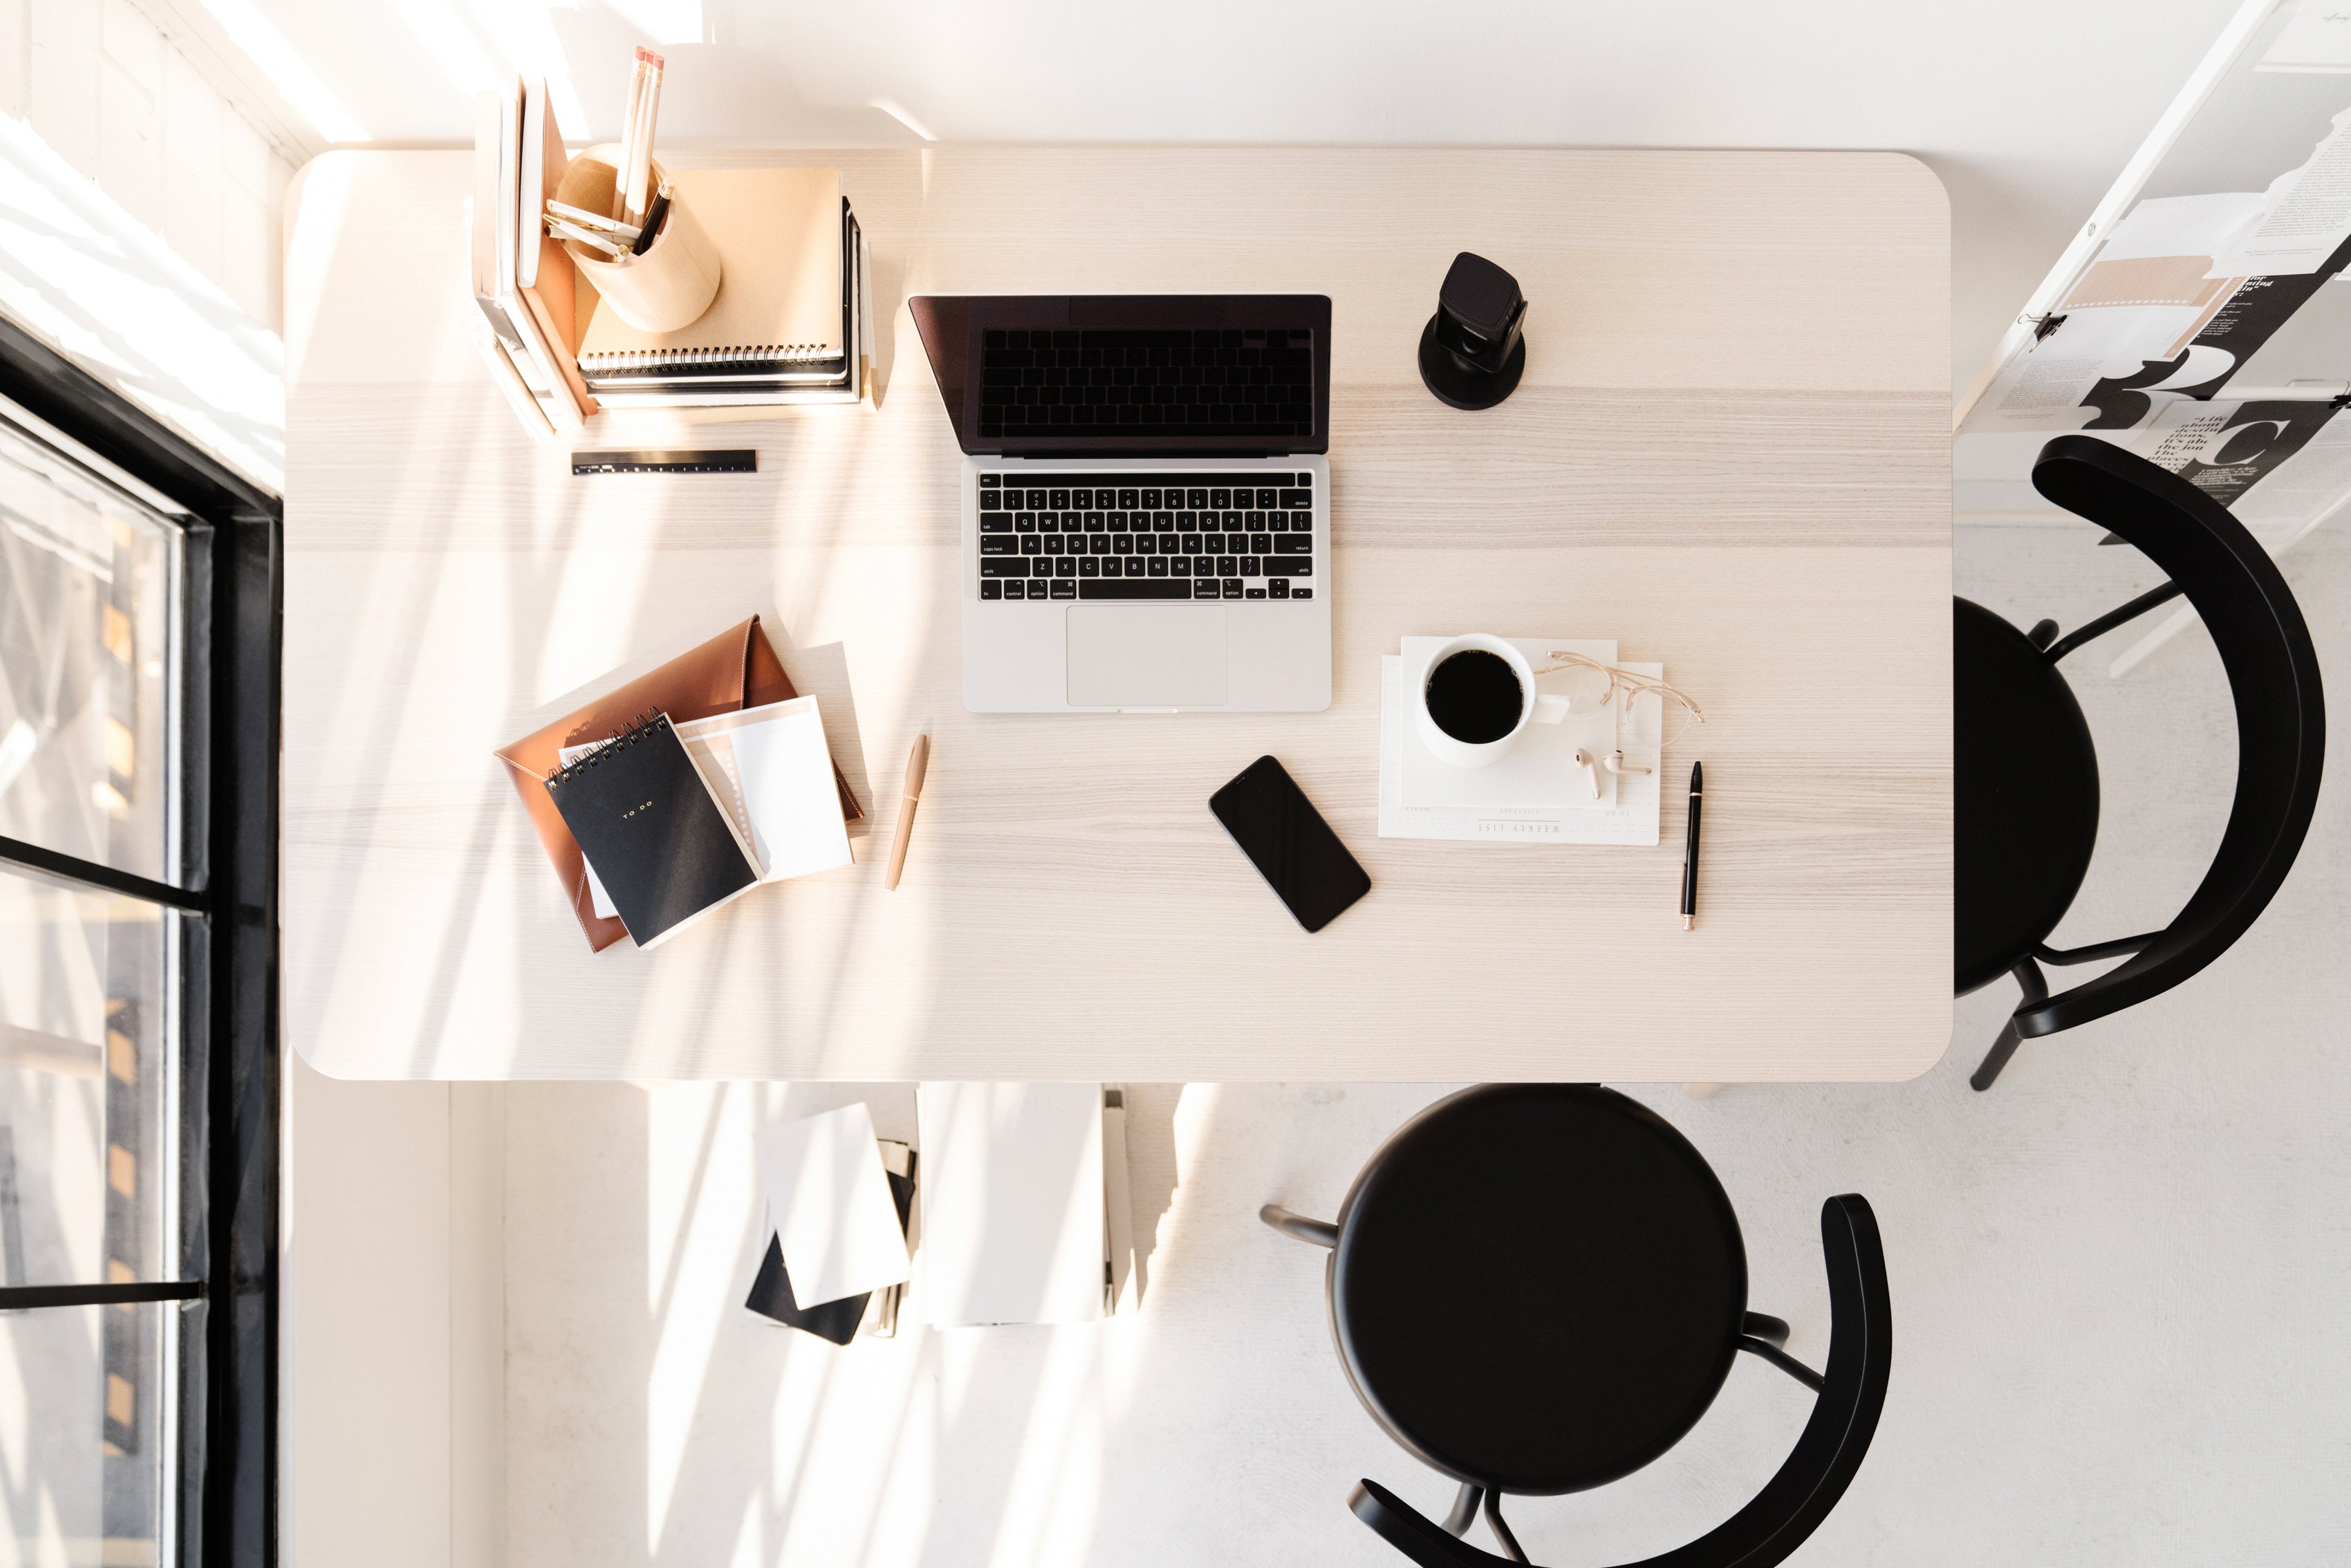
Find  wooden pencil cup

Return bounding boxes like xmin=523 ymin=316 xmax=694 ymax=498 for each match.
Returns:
xmin=552 ymin=144 xmax=721 ymax=334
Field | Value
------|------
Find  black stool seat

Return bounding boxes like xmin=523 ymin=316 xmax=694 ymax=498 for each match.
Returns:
xmin=1329 ymin=1085 xmax=1747 ymax=1495
xmin=1954 ymin=597 xmax=2100 ymax=996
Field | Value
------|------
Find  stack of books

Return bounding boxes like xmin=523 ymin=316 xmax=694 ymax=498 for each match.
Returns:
xmin=470 ymin=77 xmax=597 ymax=433
xmin=470 ymin=79 xmax=872 ymax=432
xmin=743 ymin=1085 xmax=1144 ymax=1345
xmin=577 ymin=166 xmax=869 ymax=410
xmin=914 ymin=1082 xmax=1144 ymax=1327
xmin=747 ymin=1104 xmax=916 ymax=1345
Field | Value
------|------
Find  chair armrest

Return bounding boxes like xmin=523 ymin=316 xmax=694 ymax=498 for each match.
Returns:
xmin=1350 ymin=1481 xmax=1516 ymax=1568
xmin=1260 ymin=1204 xmax=1339 ymax=1248
xmin=1606 ymin=1194 xmax=1892 ymax=1568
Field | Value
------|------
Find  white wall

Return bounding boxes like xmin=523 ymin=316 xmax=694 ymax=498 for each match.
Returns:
xmin=283 ymin=1058 xmax=505 ymax=1568
xmin=0 ymin=0 xmax=301 ymax=330
xmin=215 ymin=0 xmax=2251 ymax=392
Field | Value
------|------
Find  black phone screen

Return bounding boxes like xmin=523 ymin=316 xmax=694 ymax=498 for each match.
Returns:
xmin=1209 ymin=756 xmax=1371 ymax=933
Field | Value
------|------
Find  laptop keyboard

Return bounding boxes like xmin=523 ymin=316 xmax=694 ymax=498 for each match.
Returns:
xmin=976 ymin=471 xmax=1315 ymax=602
xmin=977 ymin=329 xmax=1314 ymax=440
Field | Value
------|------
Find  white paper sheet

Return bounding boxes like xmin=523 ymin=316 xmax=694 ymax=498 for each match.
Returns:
xmin=2115 ymin=397 xmax=2351 ymax=539
xmin=2093 ymin=192 xmax=2266 ymax=264
xmin=2229 ymin=403 xmax=2351 ymax=536
xmin=1398 ymin=637 xmax=1618 ymax=810
xmin=2210 ymin=107 xmax=2351 ymax=277
xmin=1971 ymin=304 xmax=2206 ymax=433
xmin=2260 ymin=5 xmax=2351 ymax=72
xmin=755 ymin=1103 xmax=911 ymax=1310
xmin=1379 ymin=655 xmax=1664 ymax=845
xmin=1962 ymin=194 xmax=2278 ymax=438
xmin=916 ymin=1082 xmax=1105 ymax=1327
xmin=727 ymin=698 xmax=854 ymax=882
xmin=1965 ymin=303 xmax=2219 ymax=439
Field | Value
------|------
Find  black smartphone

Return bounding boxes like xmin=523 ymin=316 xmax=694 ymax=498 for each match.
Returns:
xmin=1209 ymin=756 xmax=1371 ymax=933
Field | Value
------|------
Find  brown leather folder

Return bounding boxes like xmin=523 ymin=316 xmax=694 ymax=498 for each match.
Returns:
xmin=495 ymin=616 xmax=863 ymax=952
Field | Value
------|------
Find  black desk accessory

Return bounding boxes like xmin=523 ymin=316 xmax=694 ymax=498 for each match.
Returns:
xmin=1209 ymin=755 xmax=1370 ymax=933
xmin=1680 ymin=761 xmax=1703 ymax=931
xmin=572 ymin=449 xmax=756 ymax=475
xmin=1418 ymin=252 xmax=1526 ymax=411
xmin=541 ymin=712 xmax=756 ymax=948
xmin=630 ymin=185 xmax=672 ymax=256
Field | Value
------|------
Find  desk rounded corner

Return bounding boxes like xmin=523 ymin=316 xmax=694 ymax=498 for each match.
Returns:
xmin=1866 ymin=151 xmax=1953 ymax=237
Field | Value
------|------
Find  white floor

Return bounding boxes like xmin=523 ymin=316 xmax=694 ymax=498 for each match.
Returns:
xmin=347 ymin=519 xmax=2351 ymax=1568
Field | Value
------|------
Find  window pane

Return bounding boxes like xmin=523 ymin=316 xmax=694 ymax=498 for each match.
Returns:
xmin=0 ymin=1301 xmax=174 ymax=1568
xmin=0 ymin=420 xmax=182 ymax=884
xmin=0 ymin=866 xmax=176 ymax=1286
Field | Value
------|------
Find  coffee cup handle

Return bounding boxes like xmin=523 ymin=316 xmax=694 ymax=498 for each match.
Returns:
xmin=1532 ymin=693 xmax=1572 ymax=725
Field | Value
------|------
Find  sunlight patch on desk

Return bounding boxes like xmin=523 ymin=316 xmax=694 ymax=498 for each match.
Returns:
xmin=280 ymin=160 xmax=353 ymax=386
xmin=534 ymin=548 xmax=659 ymax=709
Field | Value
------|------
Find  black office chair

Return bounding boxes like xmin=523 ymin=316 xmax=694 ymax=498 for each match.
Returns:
xmin=1957 ymin=434 xmax=2325 ymax=1090
xmin=1260 ymin=1085 xmax=1891 ymax=1567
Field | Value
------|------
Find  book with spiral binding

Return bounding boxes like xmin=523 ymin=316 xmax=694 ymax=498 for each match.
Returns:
xmin=574 ymin=168 xmax=846 ymax=370
xmin=542 ymin=711 xmax=759 ymax=949
xmin=745 ymin=1141 xmax=916 ymax=1344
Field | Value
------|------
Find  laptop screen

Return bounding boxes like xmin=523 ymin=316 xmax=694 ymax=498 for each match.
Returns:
xmin=909 ymin=295 xmax=1331 ymax=456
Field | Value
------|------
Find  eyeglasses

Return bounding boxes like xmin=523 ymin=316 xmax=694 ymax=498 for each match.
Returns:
xmin=1532 ymin=651 xmax=1706 ymax=752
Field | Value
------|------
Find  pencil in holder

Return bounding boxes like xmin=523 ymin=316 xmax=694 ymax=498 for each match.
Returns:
xmin=552 ymin=144 xmax=721 ymax=334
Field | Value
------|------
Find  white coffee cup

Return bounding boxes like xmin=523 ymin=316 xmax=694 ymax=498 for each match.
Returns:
xmin=1415 ymin=634 xmax=1570 ymax=768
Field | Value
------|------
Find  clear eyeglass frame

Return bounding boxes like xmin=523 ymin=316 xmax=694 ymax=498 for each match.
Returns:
xmin=1532 ymin=651 xmax=1706 ymax=753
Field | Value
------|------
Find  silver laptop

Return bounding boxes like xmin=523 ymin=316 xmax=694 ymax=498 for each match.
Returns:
xmin=910 ymin=295 xmax=1333 ymax=713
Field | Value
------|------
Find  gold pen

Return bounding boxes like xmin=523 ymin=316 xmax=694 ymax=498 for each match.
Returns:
xmin=884 ymin=734 xmax=929 ymax=891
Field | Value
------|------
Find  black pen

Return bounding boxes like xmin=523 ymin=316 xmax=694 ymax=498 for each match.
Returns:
xmin=631 ymin=185 xmax=671 ymax=256
xmin=1680 ymin=761 xmax=1703 ymax=931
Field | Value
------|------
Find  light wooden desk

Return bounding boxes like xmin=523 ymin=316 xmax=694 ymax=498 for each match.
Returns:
xmin=282 ymin=146 xmax=1951 ymax=1082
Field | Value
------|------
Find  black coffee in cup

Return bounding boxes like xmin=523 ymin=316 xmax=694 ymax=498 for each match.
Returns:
xmin=1426 ymin=649 xmax=1525 ymax=743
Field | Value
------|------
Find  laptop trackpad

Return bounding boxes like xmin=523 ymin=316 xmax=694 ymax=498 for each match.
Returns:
xmin=1066 ymin=605 xmax=1229 ymax=708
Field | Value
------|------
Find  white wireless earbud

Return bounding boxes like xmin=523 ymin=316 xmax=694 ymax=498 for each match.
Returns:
xmin=1603 ymin=749 xmax=1651 ymax=776
xmin=1572 ymin=748 xmax=1603 ymax=800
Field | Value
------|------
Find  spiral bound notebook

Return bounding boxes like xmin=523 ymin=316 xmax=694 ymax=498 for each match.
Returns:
xmin=543 ymin=712 xmax=760 ymax=949
xmin=560 ymin=695 xmax=855 ymax=920
xmin=575 ymin=167 xmax=845 ymax=372
xmin=745 ymin=1140 xmax=915 ymax=1345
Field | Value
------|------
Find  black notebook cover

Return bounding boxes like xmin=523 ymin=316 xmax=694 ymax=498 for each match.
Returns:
xmin=543 ymin=713 xmax=756 ymax=948
xmin=746 ymin=1160 xmax=916 ymax=1345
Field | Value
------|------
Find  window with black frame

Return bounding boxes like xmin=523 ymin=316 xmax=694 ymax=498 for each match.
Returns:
xmin=0 ymin=323 xmax=280 ymax=1568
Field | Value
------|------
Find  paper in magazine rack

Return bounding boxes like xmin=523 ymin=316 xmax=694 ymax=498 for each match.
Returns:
xmin=495 ymin=617 xmax=863 ymax=952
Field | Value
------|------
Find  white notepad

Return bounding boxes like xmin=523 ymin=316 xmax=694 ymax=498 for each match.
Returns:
xmin=710 ymin=698 xmax=856 ymax=881
xmin=1379 ymin=653 xmax=1666 ymax=846
xmin=1398 ymin=637 xmax=1620 ymax=810
xmin=564 ymin=696 xmax=853 ymax=918
xmin=916 ymin=1083 xmax=1106 ymax=1327
xmin=754 ymin=1102 xmax=911 ymax=1310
